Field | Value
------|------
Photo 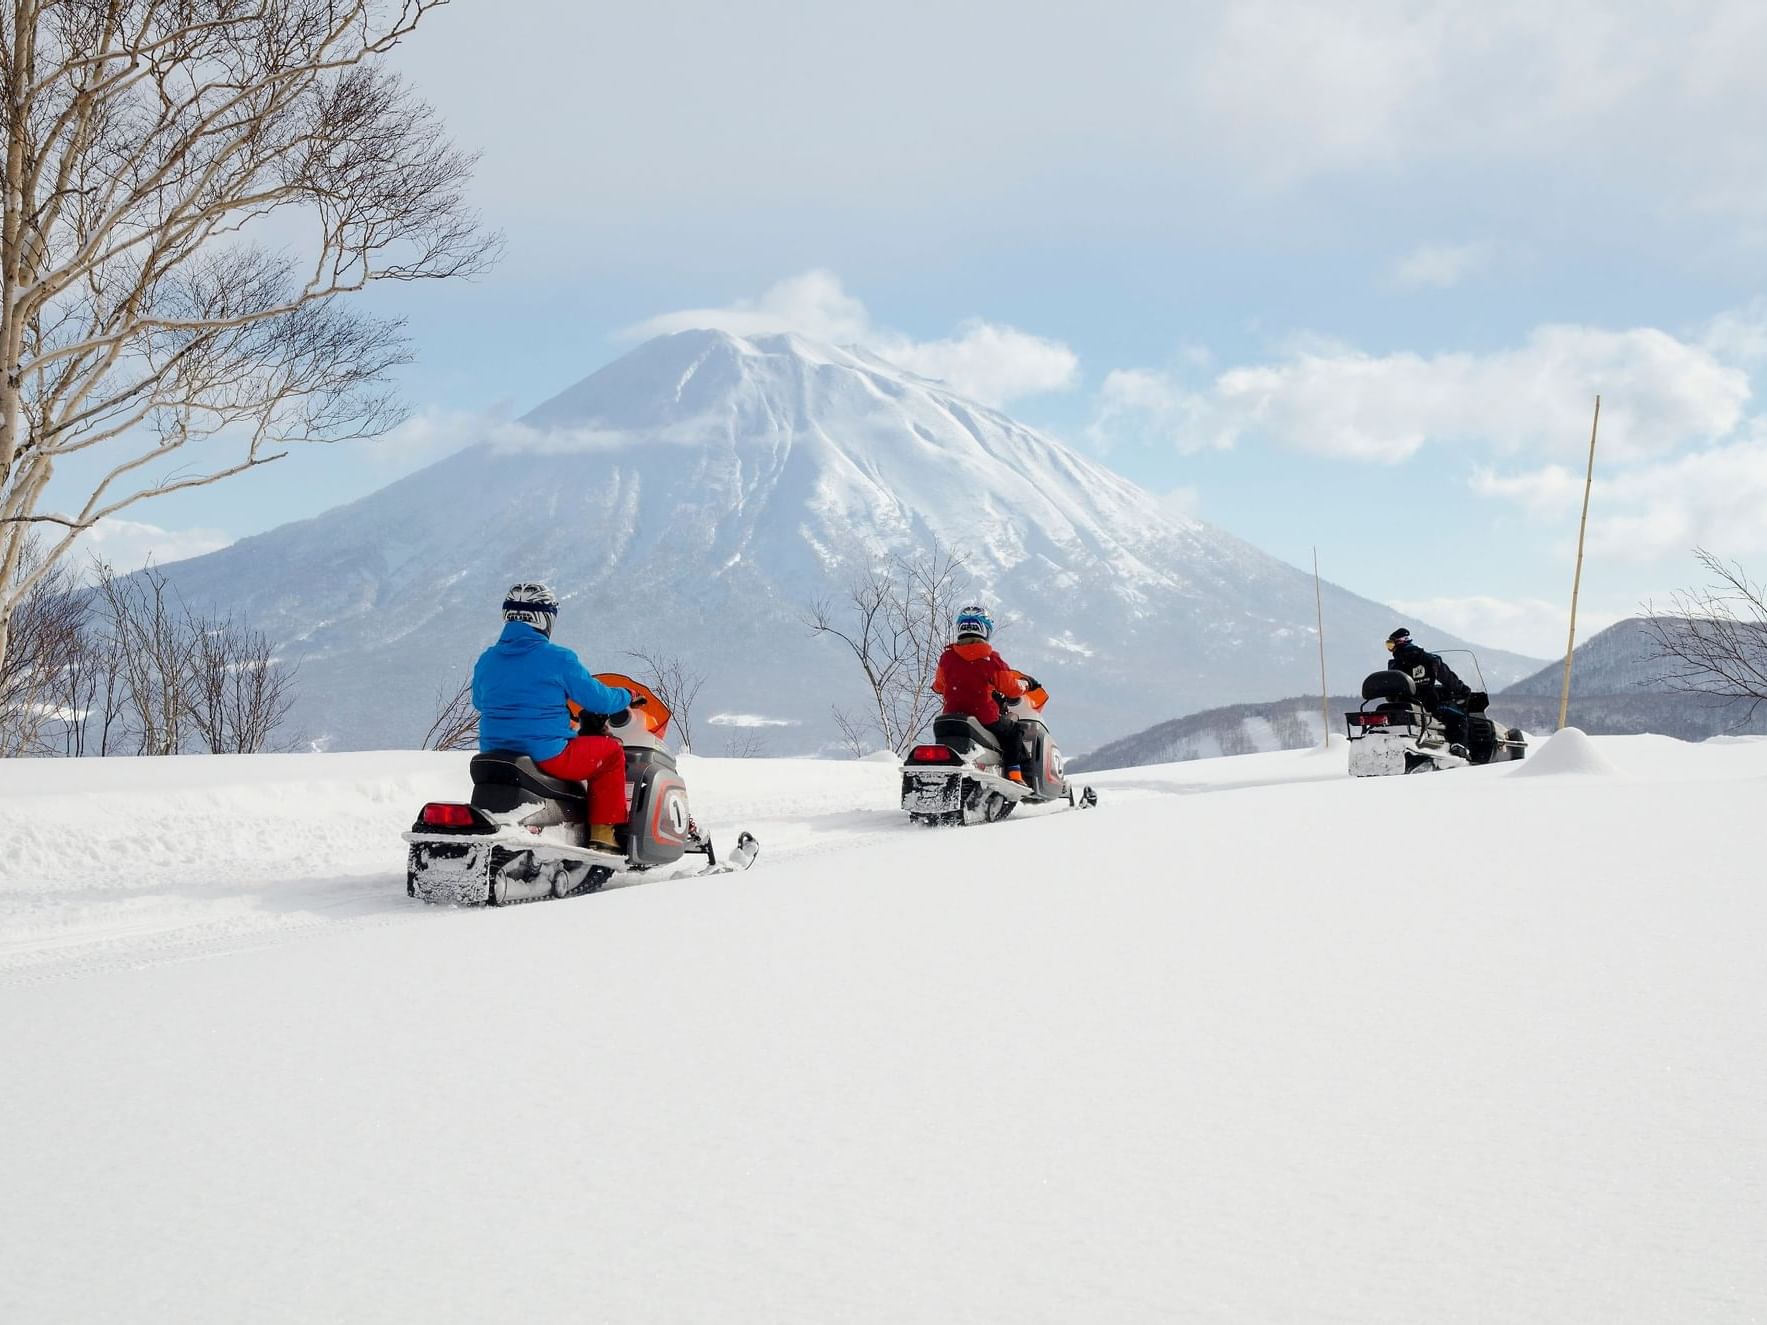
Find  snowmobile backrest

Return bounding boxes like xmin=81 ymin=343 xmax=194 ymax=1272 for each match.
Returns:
xmin=1360 ymin=670 xmax=1417 ymax=703
xmin=469 ymin=751 xmax=588 ymax=814
xmin=932 ymin=713 xmax=1001 ymax=754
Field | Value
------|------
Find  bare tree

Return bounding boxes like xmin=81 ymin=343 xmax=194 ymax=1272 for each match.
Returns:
xmin=182 ymin=609 xmax=297 ymax=752
xmin=423 ymin=673 xmax=478 ymax=751
xmin=51 ymin=596 xmax=100 ymax=754
xmin=828 ymin=704 xmax=871 ymax=758
xmin=1643 ymin=549 xmax=1767 ymax=718
xmin=86 ymin=557 xmax=295 ymax=753
xmin=0 ymin=538 xmax=86 ymax=754
xmin=93 ymin=560 xmax=192 ymax=753
xmin=719 ymin=727 xmax=769 ymax=759
xmin=620 ymin=645 xmax=705 ymax=751
xmin=805 ymin=542 xmax=969 ymax=754
xmin=0 ymin=0 xmax=497 ymax=678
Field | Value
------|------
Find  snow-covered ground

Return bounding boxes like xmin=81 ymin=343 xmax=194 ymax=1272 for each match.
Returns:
xmin=3 ymin=734 xmax=1764 ymax=1321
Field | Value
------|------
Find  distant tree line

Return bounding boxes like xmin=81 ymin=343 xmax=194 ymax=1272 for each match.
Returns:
xmin=0 ymin=549 xmax=296 ymax=757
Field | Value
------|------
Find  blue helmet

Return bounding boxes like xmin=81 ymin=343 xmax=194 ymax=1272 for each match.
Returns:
xmin=955 ymin=604 xmax=993 ymax=641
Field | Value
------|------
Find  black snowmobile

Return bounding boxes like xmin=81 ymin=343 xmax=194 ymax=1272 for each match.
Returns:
xmin=404 ymin=673 xmax=757 ymax=905
xmin=1346 ymin=651 xmax=1526 ymax=776
xmin=902 ymin=681 xmax=1097 ymax=825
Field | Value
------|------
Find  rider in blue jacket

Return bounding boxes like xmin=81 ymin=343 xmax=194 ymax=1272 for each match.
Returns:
xmin=472 ymin=582 xmax=633 ymax=848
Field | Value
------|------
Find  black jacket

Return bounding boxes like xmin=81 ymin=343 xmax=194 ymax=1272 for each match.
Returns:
xmin=1389 ymin=642 xmax=1469 ymax=706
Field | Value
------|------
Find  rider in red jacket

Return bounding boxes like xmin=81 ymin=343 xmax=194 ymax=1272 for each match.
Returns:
xmin=932 ymin=605 xmax=1027 ymax=779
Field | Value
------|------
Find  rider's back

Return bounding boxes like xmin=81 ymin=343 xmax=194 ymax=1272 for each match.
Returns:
xmin=472 ymin=621 xmax=628 ymax=761
xmin=935 ymin=641 xmax=1017 ymax=726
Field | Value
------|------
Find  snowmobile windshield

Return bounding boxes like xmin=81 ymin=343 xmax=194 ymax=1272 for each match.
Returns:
xmin=594 ymin=671 xmax=673 ymax=738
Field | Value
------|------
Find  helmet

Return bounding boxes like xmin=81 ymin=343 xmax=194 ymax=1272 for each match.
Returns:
xmin=1386 ymin=626 xmax=1411 ymax=653
xmin=955 ymin=604 xmax=994 ymax=641
xmin=502 ymin=581 xmax=559 ymax=636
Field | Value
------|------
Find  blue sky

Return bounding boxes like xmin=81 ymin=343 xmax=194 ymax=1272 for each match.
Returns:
xmin=62 ymin=0 xmax=1767 ymax=659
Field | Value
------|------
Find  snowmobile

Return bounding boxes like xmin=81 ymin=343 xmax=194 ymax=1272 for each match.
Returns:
xmin=404 ymin=673 xmax=757 ymax=905
xmin=1345 ymin=653 xmax=1526 ymax=776
xmin=901 ymin=680 xmax=1097 ymax=826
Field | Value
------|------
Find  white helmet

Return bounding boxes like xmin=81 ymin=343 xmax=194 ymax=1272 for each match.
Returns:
xmin=955 ymin=604 xmax=994 ymax=641
xmin=502 ymin=581 xmax=559 ymax=636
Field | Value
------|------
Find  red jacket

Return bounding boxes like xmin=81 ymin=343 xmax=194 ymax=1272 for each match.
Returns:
xmin=933 ymin=641 xmax=1021 ymax=725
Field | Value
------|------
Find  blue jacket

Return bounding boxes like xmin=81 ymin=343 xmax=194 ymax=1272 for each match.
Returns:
xmin=471 ymin=621 xmax=634 ymax=762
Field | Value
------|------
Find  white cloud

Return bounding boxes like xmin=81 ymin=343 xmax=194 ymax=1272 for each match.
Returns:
xmin=1388 ymin=593 xmax=1622 ymax=660
xmin=78 ymin=518 xmax=232 ymax=573
xmin=1089 ymin=369 xmax=1218 ymax=455
xmin=377 ymin=404 xmax=519 ymax=463
xmin=885 ymin=321 xmax=1080 ymax=411
xmin=628 ymin=271 xmax=1078 ymax=407
xmin=631 ymin=271 xmax=872 ymax=346
xmin=1092 ymin=320 xmax=1750 ymax=463
xmin=1387 ymin=241 xmax=1493 ymax=291
xmin=1183 ymin=2 xmax=1767 ymax=202
xmin=378 ymin=405 xmax=720 ymax=458
xmin=708 ymin=713 xmax=801 ymax=728
xmin=1475 ymin=437 xmax=1767 ymax=564
xmin=1158 ymin=485 xmax=1201 ymax=521
xmin=486 ymin=416 xmax=719 ymax=456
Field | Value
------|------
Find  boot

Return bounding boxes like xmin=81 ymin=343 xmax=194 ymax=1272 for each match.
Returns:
xmin=586 ymin=823 xmax=621 ymax=854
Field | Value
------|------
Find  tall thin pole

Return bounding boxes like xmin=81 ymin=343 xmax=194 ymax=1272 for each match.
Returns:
xmin=1557 ymin=395 xmax=1601 ymax=731
xmin=1314 ymin=547 xmax=1330 ymax=746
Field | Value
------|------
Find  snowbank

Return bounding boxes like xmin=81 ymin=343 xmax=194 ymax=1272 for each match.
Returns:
xmin=1509 ymin=725 xmax=1618 ymax=777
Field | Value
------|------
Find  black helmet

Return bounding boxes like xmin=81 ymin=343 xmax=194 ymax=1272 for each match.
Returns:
xmin=1387 ymin=627 xmax=1412 ymax=645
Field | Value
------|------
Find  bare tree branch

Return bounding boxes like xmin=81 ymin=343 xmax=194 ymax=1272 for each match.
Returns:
xmin=1642 ymin=548 xmax=1767 ymax=722
xmin=423 ymin=673 xmax=478 ymax=751
xmin=719 ymin=727 xmax=769 ymax=759
xmin=0 ymin=538 xmax=87 ymax=755
xmin=0 ymin=0 xmax=498 ymax=674
xmin=619 ymin=645 xmax=706 ymax=752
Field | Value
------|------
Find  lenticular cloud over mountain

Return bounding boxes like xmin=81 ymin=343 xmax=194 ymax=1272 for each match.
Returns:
xmin=153 ymin=329 xmax=1539 ymax=753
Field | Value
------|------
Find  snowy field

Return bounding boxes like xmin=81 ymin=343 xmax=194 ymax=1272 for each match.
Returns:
xmin=3 ymin=733 xmax=1765 ymax=1322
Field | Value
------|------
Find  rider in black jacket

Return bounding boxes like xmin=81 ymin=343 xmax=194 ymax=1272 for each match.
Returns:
xmin=1386 ymin=627 xmax=1474 ymax=748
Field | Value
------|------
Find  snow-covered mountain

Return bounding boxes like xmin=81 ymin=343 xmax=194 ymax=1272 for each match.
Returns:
xmin=155 ymin=329 xmax=1541 ymax=752
xmin=1498 ymin=617 xmax=1767 ymax=739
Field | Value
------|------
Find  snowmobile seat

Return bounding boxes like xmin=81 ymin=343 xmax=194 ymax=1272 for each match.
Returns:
xmin=932 ymin=713 xmax=1003 ymax=754
xmin=469 ymin=751 xmax=588 ymax=813
xmin=1361 ymin=670 xmax=1418 ymax=703
xmin=1359 ymin=669 xmax=1428 ymax=723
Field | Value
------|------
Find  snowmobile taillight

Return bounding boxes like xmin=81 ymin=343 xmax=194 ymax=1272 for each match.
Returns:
xmin=419 ymin=802 xmax=479 ymax=829
xmin=1356 ymin=713 xmax=1389 ymax=726
xmin=906 ymin=744 xmax=963 ymax=766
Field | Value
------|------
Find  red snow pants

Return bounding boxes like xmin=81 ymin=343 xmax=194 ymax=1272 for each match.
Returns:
xmin=537 ymin=734 xmax=629 ymax=824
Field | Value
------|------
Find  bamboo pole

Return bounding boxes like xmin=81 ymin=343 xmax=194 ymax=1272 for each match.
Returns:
xmin=1557 ymin=395 xmax=1601 ymax=731
xmin=1314 ymin=547 xmax=1329 ymax=746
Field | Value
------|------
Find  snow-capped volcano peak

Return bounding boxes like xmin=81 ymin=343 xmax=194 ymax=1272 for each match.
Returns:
xmin=512 ymin=327 xmax=1204 ymax=591
xmin=151 ymin=330 xmax=1540 ymax=753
